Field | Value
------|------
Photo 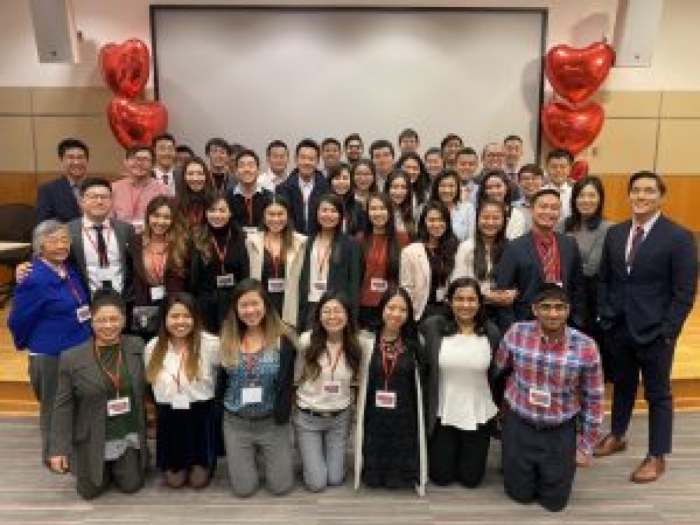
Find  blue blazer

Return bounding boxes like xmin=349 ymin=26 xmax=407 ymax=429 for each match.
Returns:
xmin=36 ymin=176 xmax=82 ymax=224
xmin=494 ymin=231 xmax=585 ymax=328
xmin=597 ymin=216 xmax=698 ymax=344
xmin=8 ymin=259 xmax=92 ymax=355
xmin=275 ymin=170 xmax=330 ymax=236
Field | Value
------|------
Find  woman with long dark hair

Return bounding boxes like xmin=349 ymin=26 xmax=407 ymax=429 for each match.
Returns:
xmin=476 ymin=170 xmax=526 ymax=239
xmin=386 ymin=170 xmax=418 ymax=245
xmin=328 ymin=162 xmax=367 ymax=236
xmin=294 ymin=291 xmax=367 ymax=492
xmin=400 ymin=201 xmax=460 ymax=321
xmin=176 ymin=157 xmax=214 ymax=229
xmin=420 ymin=278 xmax=501 ymax=488
xmin=245 ymin=195 xmax=307 ymax=327
xmin=396 ymin=151 xmax=431 ymax=208
xmin=145 ymin=293 xmax=221 ymax=489
xmin=430 ymin=170 xmax=475 ymax=241
xmin=190 ymin=191 xmax=250 ymax=333
xmin=298 ymin=194 xmax=362 ymax=330
xmin=351 ymin=159 xmax=378 ymax=208
xmin=355 ymin=287 xmax=427 ymax=494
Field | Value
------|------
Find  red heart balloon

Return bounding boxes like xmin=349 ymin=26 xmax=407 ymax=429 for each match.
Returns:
xmin=541 ymin=101 xmax=604 ymax=155
xmin=99 ymin=39 xmax=150 ymax=99
xmin=107 ymin=97 xmax=168 ymax=148
xmin=570 ymin=159 xmax=590 ymax=182
xmin=545 ymin=43 xmax=615 ymax=103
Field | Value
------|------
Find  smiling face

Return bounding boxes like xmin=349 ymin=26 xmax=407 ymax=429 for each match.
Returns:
xmin=388 ymin=176 xmax=408 ymax=206
xmin=237 ymin=290 xmax=266 ymax=328
xmin=400 ymin=158 xmax=421 ymax=183
xmin=533 ymin=298 xmax=569 ymax=335
xmin=629 ymin=175 xmax=664 ymax=223
xmin=320 ymin=299 xmax=348 ymax=336
xmin=92 ymin=305 xmax=126 ymax=345
xmin=425 ymin=151 xmax=444 ymax=178
xmin=147 ymin=204 xmax=173 ymax=237
xmin=81 ymin=185 xmax=113 ymax=222
xmin=236 ymin=154 xmax=259 ymax=187
xmin=425 ymin=209 xmax=447 ymax=240
xmin=372 ymin=147 xmax=394 ymax=176
xmin=208 ymin=145 xmax=230 ymax=172
xmin=264 ymin=202 xmax=289 ymax=234
xmin=450 ymin=285 xmax=480 ymax=325
xmin=547 ymin=157 xmax=571 ymax=187
xmin=477 ymin=203 xmax=505 ymax=240
xmin=483 ymin=176 xmax=508 ymax=202
xmin=330 ymin=168 xmax=352 ymax=196
xmin=382 ymin=294 xmax=408 ymax=334
xmin=206 ymin=198 xmax=232 ymax=229
xmin=575 ymin=183 xmax=601 ymax=219
xmin=61 ymin=146 xmax=88 ymax=182
xmin=184 ymin=162 xmax=207 ymax=192
xmin=154 ymin=138 xmax=176 ymax=171
xmin=267 ymin=145 xmax=289 ymax=175
xmin=322 ymin=143 xmax=342 ymax=169
xmin=296 ymin=146 xmax=319 ymax=180
xmin=531 ymin=193 xmax=561 ymax=232
xmin=353 ymin=164 xmax=375 ymax=192
xmin=317 ymin=201 xmax=341 ymax=231
xmin=345 ymin=140 xmax=363 ymax=163
xmin=40 ymin=227 xmax=71 ymax=265
xmin=367 ymin=197 xmax=389 ymax=229
xmin=456 ymin=153 xmax=479 ymax=180
xmin=166 ymin=302 xmax=194 ymax=341
xmin=438 ymin=176 xmax=459 ymax=204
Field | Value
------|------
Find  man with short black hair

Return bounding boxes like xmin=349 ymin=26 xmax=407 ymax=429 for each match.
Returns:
xmin=174 ymin=145 xmax=194 ymax=171
xmin=205 ymin=137 xmax=234 ymax=192
xmin=343 ymin=133 xmax=364 ymax=166
xmin=259 ymin=140 xmax=290 ymax=191
xmin=321 ymin=137 xmax=342 ymax=175
xmin=440 ymin=133 xmax=463 ymax=169
xmin=398 ymin=128 xmax=420 ymax=154
xmin=230 ymin=149 xmax=272 ymax=235
xmin=369 ymin=139 xmax=395 ymax=192
xmin=544 ymin=149 xmax=574 ymax=219
xmin=496 ymin=283 xmax=604 ymax=512
xmin=151 ymin=133 xmax=178 ymax=192
xmin=36 ymin=138 xmax=90 ymax=223
xmin=503 ymin=135 xmax=524 ymax=179
xmin=511 ymin=164 xmax=545 ymax=230
xmin=454 ymin=147 xmax=480 ymax=203
xmin=275 ymin=138 xmax=330 ymax=235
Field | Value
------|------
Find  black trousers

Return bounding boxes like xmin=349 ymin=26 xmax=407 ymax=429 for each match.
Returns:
xmin=428 ymin=419 xmax=491 ymax=488
xmin=608 ymin=323 xmax=674 ymax=456
xmin=502 ymin=411 xmax=576 ymax=512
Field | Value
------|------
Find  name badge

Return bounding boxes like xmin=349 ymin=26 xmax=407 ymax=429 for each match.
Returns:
xmin=76 ymin=305 xmax=91 ymax=323
xmin=268 ymin=278 xmax=285 ymax=293
xmin=95 ymin=267 xmax=114 ymax=282
xmin=435 ymin=287 xmax=447 ymax=301
xmin=171 ymin=393 xmax=190 ymax=410
xmin=370 ymin=278 xmax=388 ymax=292
xmin=107 ymin=397 xmax=131 ymax=417
xmin=375 ymin=390 xmax=397 ymax=409
xmin=150 ymin=285 xmax=165 ymax=301
xmin=322 ymin=380 xmax=341 ymax=396
xmin=313 ymin=280 xmax=327 ymax=292
xmin=243 ymin=226 xmax=258 ymax=236
xmin=528 ymin=387 xmax=551 ymax=408
xmin=216 ymin=274 xmax=235 ymax=288
xmin=131 ymin=220 xmax=145 ymax=232
xmin=241 ymin=386 xmax=263 ymax=405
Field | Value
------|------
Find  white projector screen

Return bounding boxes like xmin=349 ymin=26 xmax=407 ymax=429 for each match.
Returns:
xmin=152 ymin=7 xmax=546 ymax=161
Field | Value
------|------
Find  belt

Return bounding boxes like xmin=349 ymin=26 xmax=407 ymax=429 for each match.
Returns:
xmin=228 ymin=411 xmax=272 ymax=422
xmin=298 ymin=407 xmax=346 ymax=419
xmin=511 ymin=410 xmax=572 ymax=432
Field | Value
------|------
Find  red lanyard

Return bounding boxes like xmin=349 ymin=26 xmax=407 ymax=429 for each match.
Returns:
xmin=316 ymin=240 xmax=332 ymax=274
xmin=380 ymin=337 xmax=403 ymax=390
xmin=94 ymin=342 xmax=123 ymax=396
xmin=63 ymin=266 xmax=85 ymax=305
xmin=370 ymin=235 xmax=388 ymax=276
xmin=167 ymin=346 xmax=188 ymax=392
xmin=264 ymin=236 xmax=284 ymax=278
xmin=241 ymin=336 xmax=261 ymax=377
xmin=326 ymin=345 xmax=344 ymax=381
xmin=148 ymin=247 xmax=167 ymax=283
xmin=211 ymin=229 xmax=232 ymax=274
xmin=244 ymin=196 xmax=254 ymax=225
xmin=83 ymin=224 xmax=112 ymax=266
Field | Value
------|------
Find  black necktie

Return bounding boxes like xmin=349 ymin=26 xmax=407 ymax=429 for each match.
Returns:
xmin=93 ymin=224 xmax=111 ymax=288
xmin=162 ymin=173 xmax=169 ymax=186
xmin=626 ymin=226 xmax=645 ymax=268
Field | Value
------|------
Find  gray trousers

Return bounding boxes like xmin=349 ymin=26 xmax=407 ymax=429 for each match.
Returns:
xmin=293 ymin=408 xmax=351 ymax=492
xmin=222 ymin=412 xmax=294 ymax=497
xmin=77 ymin=447 xmax=143 ymax=500
xmin=28 ymin=354 xmax=60 ymax=463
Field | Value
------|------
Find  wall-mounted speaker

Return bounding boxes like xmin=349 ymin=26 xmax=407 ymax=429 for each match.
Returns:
xmin=613 ymin=0 xmax=664 ymax=67
xmin=29 ymin=0 xmax=80 ymax=63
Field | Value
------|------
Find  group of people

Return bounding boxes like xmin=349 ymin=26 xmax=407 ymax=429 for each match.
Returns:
xmin=7 ymin=128 xmax=698 ymax=512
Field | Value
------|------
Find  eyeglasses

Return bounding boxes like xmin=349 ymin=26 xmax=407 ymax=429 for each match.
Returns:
xmin=536 ymin=303 xmax=568 ymax=312
xmin=83 ymin=193 xmax=111 ymax=201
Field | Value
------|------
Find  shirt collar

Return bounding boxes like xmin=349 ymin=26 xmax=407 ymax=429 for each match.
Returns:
xmin=233 ymin=183 xmax=264 ymax=196
xmin=633 ymin=211 xmax=661 ymax=235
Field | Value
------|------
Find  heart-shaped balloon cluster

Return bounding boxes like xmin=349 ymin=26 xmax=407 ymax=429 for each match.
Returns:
xmin=541 ymin=43 xmax=615 ymax=154
xmin=98 ymin=38 xmax=168 ymax=148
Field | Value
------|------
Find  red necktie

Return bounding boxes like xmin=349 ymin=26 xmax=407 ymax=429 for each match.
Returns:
xmin=626 ymin=226 xmax=645 ymax=268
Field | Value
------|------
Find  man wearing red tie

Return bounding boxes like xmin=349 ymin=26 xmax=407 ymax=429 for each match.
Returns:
xmin=595 ymin=171 xmax=698 ymax=483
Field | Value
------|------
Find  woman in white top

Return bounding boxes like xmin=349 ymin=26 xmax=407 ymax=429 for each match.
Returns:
xmin=144 ymin=292 xmax=221 ymax=489
xmin=429 ymin=170 xmax=475 ymax=242
xmin=420 ymin=277 xmax=501 ymax=487
xmin=476 ymin=171 xmax=526 ymax=240
xmin=245 ymin=195 xmax=306 ymax=327
xmin=295 ymin=291 xmax=366 ymax=492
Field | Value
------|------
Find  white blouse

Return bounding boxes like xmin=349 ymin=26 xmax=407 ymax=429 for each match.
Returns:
xmin=437 ymin=333 xmax=497 ymax=431
xmin=145 ymin=332 xmax=221 ymax=404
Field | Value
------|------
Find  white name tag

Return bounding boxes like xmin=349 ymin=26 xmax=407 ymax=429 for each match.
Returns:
xmin=313 ymin=280 xmax=327 ymax=292
xmin=171 ymin=392 xmax=190 ymax=410
xmin=76 ymin=305 xmax=91 ymax=323
xmin=529 ymin=387 xmax=552 ymax=408
xmin=131 ymin=220 xmax=145 ymax=231
xmin=216 ymin=274 xmax=235 ymax=288
xmin=322 ymin=380 xmax=341 ymax=396
xmin=268 ymin=278 xmax=285 ymax=293
xmin=107 ymin=397 xmax=131 ymax=417
xmin=375 ymin=390 xmax=397 ymax=409
xmin=370 ymin=278 xmax=388 ymax=292
xmin=241 ymin=386 xmax=263 ymax=405
xmin=435 ymin=287 xmax=446 ymax=301
xmin=95 ymin=267 xmax=114 ymax=282
xmin=150 ymin=285 xmax=165 ymax=301
xmin=243 ymin=226 xmax=258 ymax=236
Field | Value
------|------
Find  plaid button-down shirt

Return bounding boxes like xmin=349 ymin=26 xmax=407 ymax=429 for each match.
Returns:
xmin=495 ymin=321 xmax=604 ymax=454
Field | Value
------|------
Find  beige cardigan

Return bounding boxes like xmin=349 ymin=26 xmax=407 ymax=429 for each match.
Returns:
xmin=400 ymin=242 xmax=456 ymax=320
xmin=245 ymin=231 xmax=307 ymax=327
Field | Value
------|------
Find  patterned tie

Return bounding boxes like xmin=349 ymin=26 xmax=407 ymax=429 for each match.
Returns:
xmin=541 ymin=236 xmax=557 ymax=282
xmin=626 ymin=226 xmax=645 ymax=269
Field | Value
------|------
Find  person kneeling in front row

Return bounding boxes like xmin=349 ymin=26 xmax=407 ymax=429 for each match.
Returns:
xmin=494 ymin=283 xmax=603 ymax=512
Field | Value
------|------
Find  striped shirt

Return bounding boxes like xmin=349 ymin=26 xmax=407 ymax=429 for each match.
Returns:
xmin=494 ymin=321 xmax=604 ymax=454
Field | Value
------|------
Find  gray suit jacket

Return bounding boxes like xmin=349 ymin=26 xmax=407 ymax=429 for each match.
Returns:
xmin=68 ymin=217 xmax=136 ymax=302
xmin=49 ymin=336 xmax=148 ymax=487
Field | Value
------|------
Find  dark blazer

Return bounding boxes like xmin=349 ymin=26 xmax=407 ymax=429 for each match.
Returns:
xmin=49 ymin=336 xmax=148 ymax=488
xmin=67 ymin=218 xmax=136 ymax=303
xmin=598 ymin=216 xmax=698 ymax=344
xmin=275 ymin=170 xmax=331 ymax=236
xmin=131 ymin=233 xmax=189 ymax=307
xmin=228 ymin=186 xmax=273 ymax=231
xmin=419 ymin=316 xmax=502 ymax=437
xmin=36 ymin=176 xmax=82 ymax=224
xmin=494 ymin=231 xmax=585 ymax=328
xmin=298 ymin=232 xmax=362 ymax=327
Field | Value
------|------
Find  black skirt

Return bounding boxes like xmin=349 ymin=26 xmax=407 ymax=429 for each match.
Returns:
xmin=155 ymin=399 xmax=219 ymax=472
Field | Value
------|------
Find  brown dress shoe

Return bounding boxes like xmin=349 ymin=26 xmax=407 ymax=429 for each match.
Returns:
xmin=631 ymin=456 xmax=666 ymax=483
xmin=593 ymin=434 xmax=628 ymax=457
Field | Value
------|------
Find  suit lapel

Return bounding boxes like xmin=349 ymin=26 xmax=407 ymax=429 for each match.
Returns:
xmin=525 ymin=233 xmax=546 ymax=281
xmin=70 ymin=220 xmax=89 ymax=285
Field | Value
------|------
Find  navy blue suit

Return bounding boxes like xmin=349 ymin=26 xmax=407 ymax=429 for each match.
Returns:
xmin=275 ymin=170 xmax=330 ymax=236
xmin=36 ymin=176 xmax=82 ymax=224
xmin=598 ymin=215 xmax=697 ymax=456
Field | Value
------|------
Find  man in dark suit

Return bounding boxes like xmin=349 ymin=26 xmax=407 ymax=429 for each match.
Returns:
xmin=275 ymin=138 xmax=330 ymax=236
xmin=151 ymin=133 xmax=181 ymax=194
xmin=494 ymin=188 xmax=585 ymax=329
xmin=594 ymin=171 xmax=698 ymax=483
xmin=36 ymin=138 xmax=89 ymax=224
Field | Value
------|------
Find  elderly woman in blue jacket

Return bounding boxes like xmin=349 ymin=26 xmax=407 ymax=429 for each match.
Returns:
xmin=8 ymin=219 xmax=92 ymax=465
